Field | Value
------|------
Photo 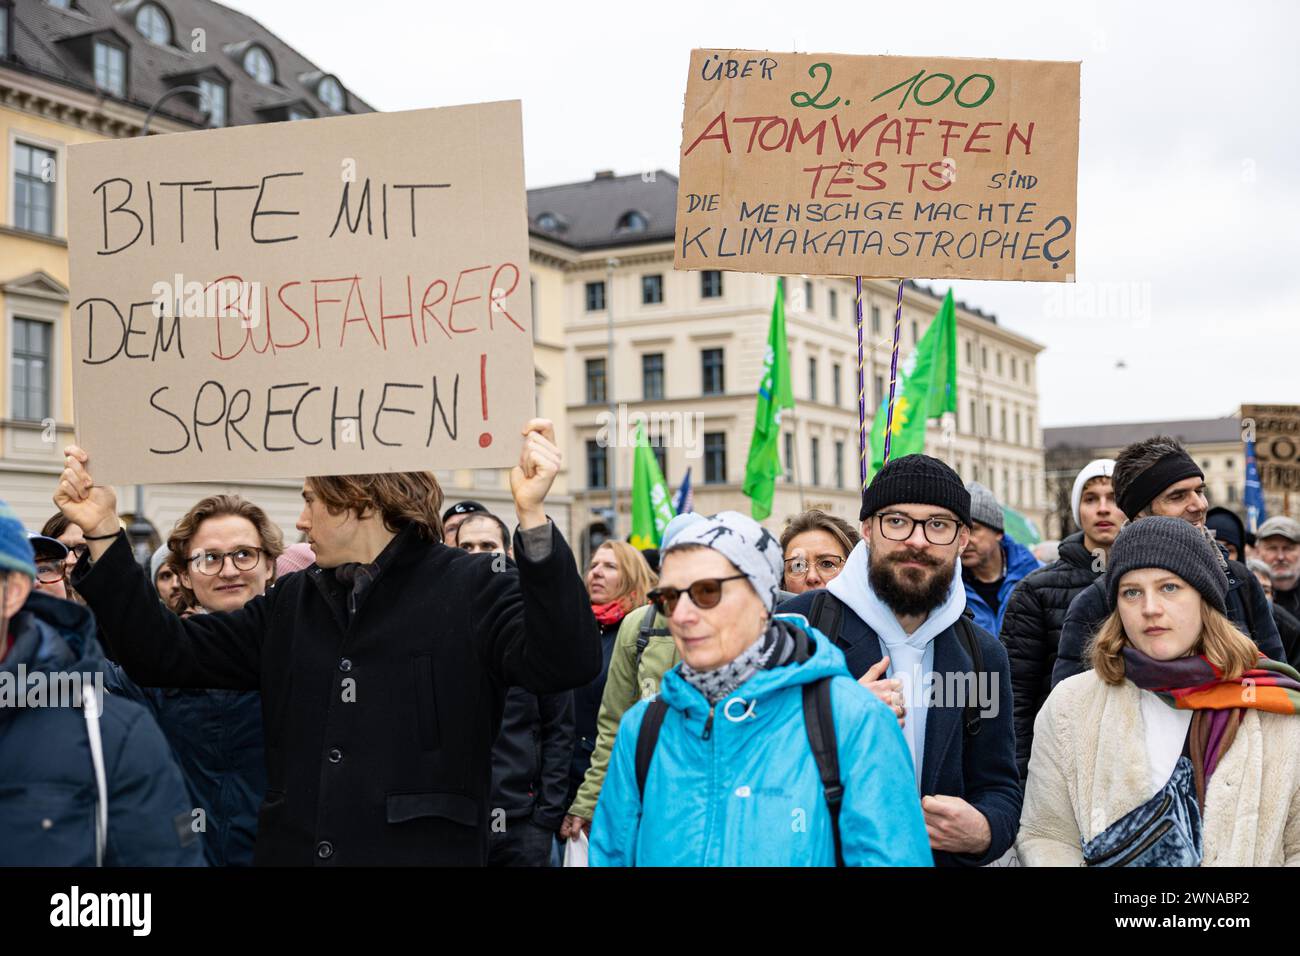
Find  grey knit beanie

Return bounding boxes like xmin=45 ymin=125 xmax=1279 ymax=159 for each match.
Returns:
xmin=966 ymin=481 xmax=1004 ymax=532
xmin=150 ymin=544 xmax=172 ymax=591
xmin=1105 ymin=516 xmax=1228 ymax=614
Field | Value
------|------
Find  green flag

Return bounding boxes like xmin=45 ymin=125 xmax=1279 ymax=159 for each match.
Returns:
xmin=1001 ymin=506 xmax=1042 ymax=547
xmin=867 ymin=288 xmax=958 ymax=480
xmin=742 ymin=277 xmax=795 ymax=520
xmin=630 ymin=420 xmax=675 ymax=549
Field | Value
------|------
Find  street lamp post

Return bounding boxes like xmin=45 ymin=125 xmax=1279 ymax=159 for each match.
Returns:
xmin=139 ymin=85 xmax=211 ymax=137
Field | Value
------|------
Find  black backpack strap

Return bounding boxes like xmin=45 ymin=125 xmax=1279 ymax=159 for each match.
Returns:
xmin=802 ymin=676 xmax=845 ymax=867
xmin=808 ymin=590 xmax=845 ymax=646
xmin=955 ymin=616 xmax=984 ymax=738
xmin=635 ymin=699 xmax=669 ymax=800
xmin=635 ymin=609 xmax=669 ymax=669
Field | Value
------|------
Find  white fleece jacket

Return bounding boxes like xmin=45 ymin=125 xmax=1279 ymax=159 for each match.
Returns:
xmin=1017 ymin=671 xmax=1300 ymax=866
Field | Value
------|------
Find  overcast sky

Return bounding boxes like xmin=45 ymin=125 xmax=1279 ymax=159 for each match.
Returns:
xmin=222 ymin=0 xmax=1297 ymax=428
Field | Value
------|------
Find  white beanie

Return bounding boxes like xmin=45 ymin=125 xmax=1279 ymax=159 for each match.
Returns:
xmin=1071 ymin=459 xmax=1116 ymax=528
xmin=665 ymin=511 xmax=783 ymax=612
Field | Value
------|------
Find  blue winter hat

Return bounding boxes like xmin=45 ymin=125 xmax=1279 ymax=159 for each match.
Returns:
xmin=0 ymin=501 xmax=37 ymax=580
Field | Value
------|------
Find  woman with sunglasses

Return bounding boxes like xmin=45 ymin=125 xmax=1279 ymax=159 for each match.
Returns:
xmin=589 ymin=511 xmax=931 ymax=866
xmin=780 ymin=510 xmax=858 ymax=595
xmin=104 ymin=494 xmax=282 ymax=867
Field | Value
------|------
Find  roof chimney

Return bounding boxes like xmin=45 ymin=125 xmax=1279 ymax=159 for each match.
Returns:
xmin=594 ymin=169 xmax=615 ymax=180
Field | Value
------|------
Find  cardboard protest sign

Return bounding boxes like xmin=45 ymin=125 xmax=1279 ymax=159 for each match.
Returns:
xmin=68 ymin=101 xmax=534 ymax=485
xmin=1242 ymin=404 xmax=1300 ymax=493
xmin=675 ymin=50 xmax=1080 ymax=281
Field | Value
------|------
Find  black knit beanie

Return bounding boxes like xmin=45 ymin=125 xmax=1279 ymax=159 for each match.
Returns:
xmin=1105 ymin=516 xmax=1228 ymax=614
xmin=860 ymin=454 xmax=971 ymax=526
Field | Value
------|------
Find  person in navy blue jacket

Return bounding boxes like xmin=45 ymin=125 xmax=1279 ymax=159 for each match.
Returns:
xmin=959 ymin=482 xmax=1040 ymax=637
xmin=779 ymin=456 xmax=1022 ymax=867
xmin=0 ymin=501 xmax=202 ymax=867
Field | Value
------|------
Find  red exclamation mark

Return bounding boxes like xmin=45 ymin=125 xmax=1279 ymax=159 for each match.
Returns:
xmin=478 ymin=353 xmax=492 ymax=448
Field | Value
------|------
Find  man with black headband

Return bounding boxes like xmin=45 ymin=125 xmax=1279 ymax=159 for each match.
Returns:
xmin=780 ymin=455 xmax=1021 ymax=867
xmin=1051 ymin=435 xmax=1283 ymax=686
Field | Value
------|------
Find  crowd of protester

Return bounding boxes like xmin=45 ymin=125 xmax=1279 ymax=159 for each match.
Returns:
xmin=2 ymin=420 xmax=1299 ymax=867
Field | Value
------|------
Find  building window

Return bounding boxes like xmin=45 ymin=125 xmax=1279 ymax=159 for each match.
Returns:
xmin=1227 ymin=483 xmax=1238 ymax=503
xmin=46 ymin=0 xmax=71 ymax=7
xmin=911 ymin=319 xmax=919 ymax=344
xmin=642 ymin=353 xmax=664 ymax=401
xmin=810 ymin=437 xmax=821 ymax=486
xmin=1000 ymin=407 xmax=1007 ymax=440
xmin=1003 ymin=468 xmax=1010 ymax=500
xmin=0 ymin=6 xmax=8 ymax=59
xmin=874 ymin=374 xmax=885 ymax=410
xmin=586 ymin=440 xmax=608 ymax=489
xmin=965 ymin=339 xmax=973 ymax=367
xmin=585 ymin=358 xmax=606 ymax=404
xmin=803 ymin=280 xmax=813 ymax=311
xmin=701 ymin=348 xmax=724 ymax=395
xmin=618 ymin=210 xmax=648 ymax=233
xmin=14 ymin=142 xmax=56 ymax=235
xmin=783 ymin=432 xmax=794 ymax=482
xmin=1225 ymin=458 xmax=1235 ymax=470
xmin=243 ymin=45 xmax=275 ymax=84
xmin=651 ymin=434 xmax=668 ymax=479
xmin=829 ymin=288 xmax=838 ymax=319
xmin=968 ymin=399 xmax=977 ymax=435
xmin=996 ymin=352 xmax=1004 ymax=376
xmin=704 ymin=432 xmax=727 ymax=484
xmin=701 ymin=270 xmax=723 ymax=298
xmin=808 ymin=356 xmax=818 ymax=402
xmin=135 ymin=3 xmax=171 ymax=44
xmin=982 ymin=346 xmax=988 ymax=370
xmin=10 ymin=318 xmax=53 ymax=421
xmin=318 ymin=76 xmax=345 ymax=112
xmin=1027 ymin=413 xmax=1035 ymax=446
xmin=585 ymin=281 xmax=605 ymax=312
xmin=94 ymin=40 xmax=126 ymax=96
xmin=641 ymin=274 xmax=663 ymax=305
xmin=871 ymin=305 xmax=881 ymax=336
xmin=985 ymin=404 xmax=993 ymax=438
xmin=835 ymin=440 xmax=845 ymax=489
xmin=1010 ymin=357 xmax=1018 ymax=381
xmin=1017 ymin=473 xmax=1024 ymax=505
xmin=199 ymin=77 xmax=227 ymax=127
xmin=832 ymin=362 xmax=842 ymax=406
xmin=1015 ymin=412 xmax=1022 ymax=445
xmin=288 ymin=107 xmax=313 ymax=122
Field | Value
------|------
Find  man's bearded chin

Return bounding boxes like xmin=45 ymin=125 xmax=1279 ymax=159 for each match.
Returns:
xmin=868 ymin=549 xmax=955 ymax=617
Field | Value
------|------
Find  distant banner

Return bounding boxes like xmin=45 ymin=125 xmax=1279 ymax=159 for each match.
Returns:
xmin=68 ymin=101 xmax=534 ymax=485
xmin=675 ymin=50 xmax=1080 ymax=281
xmin=1242 ymin=405 xmax=1300 ymax=493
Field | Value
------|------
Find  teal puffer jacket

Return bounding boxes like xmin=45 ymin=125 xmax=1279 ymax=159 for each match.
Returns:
xmin=589 ymin=615 xmax=932 ymax=867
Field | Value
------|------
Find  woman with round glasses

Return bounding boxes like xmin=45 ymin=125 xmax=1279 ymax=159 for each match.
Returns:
xmin=780 ymin=510 xmax=858 ymax=595
xmin=29 ymin=533 xmax=71 ymax=601
xmin=589 ymin=511 xmax=931 ymax=866
xmin=105 ymin=494 xmax=283 ymax=867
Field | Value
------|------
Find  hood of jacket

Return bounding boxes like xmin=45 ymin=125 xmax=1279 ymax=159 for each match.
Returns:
xmin=1056 ymin=531 xmax=1095 ymax=573
xmin=1001 ymin=534 xmax=1041 ymax=584
xmin=657 ymin=615 xmax=847 ymax=732
xmin=0 ymin=590 xmax=108 ymax=726
xmin=826 ymin=539 xmax=968 ymax=652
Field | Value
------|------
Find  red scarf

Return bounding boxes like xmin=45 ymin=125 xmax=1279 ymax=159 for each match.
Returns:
xmin=591 ymin=599 xmax=629 ymax=628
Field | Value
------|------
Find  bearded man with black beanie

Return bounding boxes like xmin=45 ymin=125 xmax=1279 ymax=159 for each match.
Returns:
xmin=779 ymin=454 xmax=1021 ymax=866
xmin=1051 ymin=435 xmax=1283 ymax=687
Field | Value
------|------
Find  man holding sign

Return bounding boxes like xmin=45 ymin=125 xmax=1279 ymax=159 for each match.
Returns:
xmin=55 ymin=419 xmax=601 ymax=866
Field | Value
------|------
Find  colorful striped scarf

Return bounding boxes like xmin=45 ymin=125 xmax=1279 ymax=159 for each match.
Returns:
xmin=1122 ymin=648 xmax=1300 ymax=807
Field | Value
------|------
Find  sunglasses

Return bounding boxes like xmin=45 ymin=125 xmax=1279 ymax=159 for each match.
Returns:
xmin=648 ymin=574 xmax=748 ymax=616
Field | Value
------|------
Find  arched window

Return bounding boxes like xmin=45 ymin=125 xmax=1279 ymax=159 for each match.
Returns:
xmin=242 ymin=45 xmax=274 ymax=84
xmin=617 ymin=210 xmax=647 ymax=232
xmin=318 ymin=76 xmax=345 ymax=112
xmin=536 ymin=212 xmax=559 ymax=231
xmin=134 ymin=2 xmax=171 ymax=44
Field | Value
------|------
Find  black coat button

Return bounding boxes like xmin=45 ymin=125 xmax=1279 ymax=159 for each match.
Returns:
xmin=328 ymin=748 xmax=342 ymax=763
xmin=340 ymin=658 xmax=352 ymax=672
xmin=317 ymin=841 xmax=334 ymax=859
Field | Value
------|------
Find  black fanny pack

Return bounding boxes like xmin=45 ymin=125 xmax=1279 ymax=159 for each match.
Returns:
xmin=1081 ymin=755 xmax=1203 ymax=867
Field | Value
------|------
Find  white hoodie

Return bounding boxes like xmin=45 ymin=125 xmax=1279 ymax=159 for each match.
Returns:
xmin=827 ymin=540 xmax=967 ymax=790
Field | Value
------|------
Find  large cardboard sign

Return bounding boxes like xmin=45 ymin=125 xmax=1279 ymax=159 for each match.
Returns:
xmin=1243 ymin=405 xmax=1300 ymax=493
xmin=68 ymin=101 xmax=534 ymax=485
xmin=675 ymin=50 xmax=1080 ymax=281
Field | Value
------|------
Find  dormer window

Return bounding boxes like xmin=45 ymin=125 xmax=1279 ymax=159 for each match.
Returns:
xmin=134 ymin=2 xmax=171 ymax=45
xmin=93 ymin=39 xmax=126 ymax=95
xmin=536 ymin=212 xmax=560 ymax=231
xmin=242 ymin=44 xmax=274 ymax=84
xmin=617 ymin=210 xmax=648 ymax=233
xmin=198 ymin=76 xmax=227 ymax=127
xmin=317 ymin=76 xmax=344 ymax=112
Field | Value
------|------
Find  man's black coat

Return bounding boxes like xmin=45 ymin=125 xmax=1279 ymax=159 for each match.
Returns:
xmin=74 ymin=522 xmax=600 ymax=866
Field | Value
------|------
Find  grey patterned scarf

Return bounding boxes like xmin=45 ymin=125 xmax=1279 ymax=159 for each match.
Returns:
xmin=678 ymin=618 xmax=798 ymax=704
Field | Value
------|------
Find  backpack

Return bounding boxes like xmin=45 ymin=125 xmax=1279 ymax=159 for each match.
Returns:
xmin=808 ymin=589 xmax=985 ymax=738
xmin=634 ymin=627 xmax=846 ymax=867
xmin=634 ymin=608 xmax=671 ymax=670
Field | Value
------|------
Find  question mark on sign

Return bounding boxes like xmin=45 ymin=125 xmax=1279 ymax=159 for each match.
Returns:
xmin=1042 ymin=216 xmax=1073 ymax=271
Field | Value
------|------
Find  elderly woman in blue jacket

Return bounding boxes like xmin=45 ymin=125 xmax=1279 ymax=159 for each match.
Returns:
xmin=590 ymin=511 xmax=932 ymax=866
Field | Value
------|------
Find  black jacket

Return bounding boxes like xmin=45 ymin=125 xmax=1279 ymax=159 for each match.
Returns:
xmin=1274 ymin=603 xmax=1300 ymax=670
xmin=570 ymin=621 xmax=618 ymax=800
xmin=1 ymin=591 xmax=203 ymax=866
xmin=1051 ymin=552 xmax=1285 ymax=688
xmin=490 ymin=687 xmax=574 ymax=830
xmin=778 ymin=589 xmax=1022 ymax=867
xmin=73 ymin=521 xmax=600 ymax=866
xmin=999 ymin=532 xmax=1100 ymax=780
